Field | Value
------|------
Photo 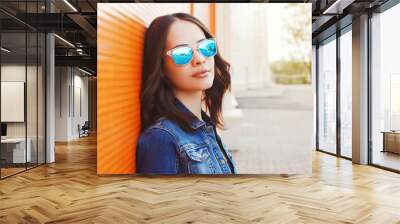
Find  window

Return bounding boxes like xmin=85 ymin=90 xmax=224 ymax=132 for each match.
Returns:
xmin=317 ymin=36 xmax=337 ymax=154
xmin=339 ymin=28 xmax=352 ymax=158
xmin=371 ymin=3 xmax=400 ymax=171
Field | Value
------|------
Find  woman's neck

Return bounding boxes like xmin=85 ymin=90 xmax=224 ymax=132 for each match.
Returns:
xmin=174 ymin=90 xmax=203 ymax=121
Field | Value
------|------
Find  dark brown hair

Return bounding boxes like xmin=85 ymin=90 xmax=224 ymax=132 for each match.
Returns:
xmin=140 ymin=13 xmax=231 ymax=132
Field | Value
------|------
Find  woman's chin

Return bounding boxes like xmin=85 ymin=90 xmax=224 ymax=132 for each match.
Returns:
xmin=182 ymin=76 xmax=214 ymax=91
xmin=197 ymin=79 xmax=214 ymax=90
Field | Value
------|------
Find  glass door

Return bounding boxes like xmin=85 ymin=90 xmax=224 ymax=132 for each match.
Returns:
xmin=317 ymin=35 xmax=337 ymax=155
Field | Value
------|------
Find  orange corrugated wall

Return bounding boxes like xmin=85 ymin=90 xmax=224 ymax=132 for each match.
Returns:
xmin=97 ymin=5 xmax=145 ymax=174
xmin=97 ymin=3 xmax=212 ymax=174
xmin=209 ymin=3 xmax=216 ymax=36
xmin=190 ymin=3 xmax=194 ymax=15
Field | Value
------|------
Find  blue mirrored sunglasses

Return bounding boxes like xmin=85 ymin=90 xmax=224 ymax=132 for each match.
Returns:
xmin=166 ymin=38 xmax=217 ymax=65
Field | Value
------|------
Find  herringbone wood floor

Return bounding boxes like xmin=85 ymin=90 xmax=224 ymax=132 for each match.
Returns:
xmin=1 ymin=135 xmax=400 ymax=224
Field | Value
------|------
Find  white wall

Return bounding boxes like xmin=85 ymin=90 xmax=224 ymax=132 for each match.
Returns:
xmin=1 ymin=65 xmax=36 ymax=138
xmin=1 ymin=65 xmax=26 ymax=130
xmin=55 ymin=66 xmax=69 ymax=141
xmin=55 ymin=67 xmax=89 ymax=141
xmin=1 ymin=63 xmax=46 ymax=164
xmin=216 ymin=4 xmax=271 ymax=91
xmin=72 ymin=73 xmax=89 ymax=138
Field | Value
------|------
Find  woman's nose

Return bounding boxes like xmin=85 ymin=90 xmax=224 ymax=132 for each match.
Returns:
xmin=191 ymin=49 xmax=206 ymax=66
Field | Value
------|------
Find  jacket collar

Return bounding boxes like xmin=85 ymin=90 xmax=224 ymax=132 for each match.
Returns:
xmin=174 ymin=98 xmax=215 ymax=130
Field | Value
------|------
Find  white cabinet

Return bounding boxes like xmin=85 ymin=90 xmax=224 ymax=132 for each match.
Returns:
xmin=1 ymin=138 xmax=32 ymax=163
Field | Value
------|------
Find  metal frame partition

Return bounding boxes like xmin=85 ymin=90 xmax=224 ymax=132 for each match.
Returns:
xmin=367 ymin=0 xmax=400 ymax=173
xmin=315 ymin=32 xmax=338 ymax=157
xmin=315 ymin=0 xmax=400 ymax=174
xmin=315 ymin=21 xmax=353 ymax=161
xmin=0 ymin=0 xmax=47 ymax=180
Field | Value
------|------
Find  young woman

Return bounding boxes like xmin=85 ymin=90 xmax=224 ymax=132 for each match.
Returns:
xmin=136 ymin=13 xmax=238 ymax=174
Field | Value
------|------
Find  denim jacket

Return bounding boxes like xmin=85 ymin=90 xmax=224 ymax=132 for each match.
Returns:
xmin=136 ymin=99 xmax=238 ymax=174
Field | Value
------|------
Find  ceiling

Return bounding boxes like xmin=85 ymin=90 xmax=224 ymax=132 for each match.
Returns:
xmin=309 ymin=0 xmax=390 ymax=43
xmin=0 ymin=0 xmax=395 ymax=74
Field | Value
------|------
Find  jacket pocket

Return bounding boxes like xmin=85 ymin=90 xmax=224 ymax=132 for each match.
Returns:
xmin=181 ymin=143 xmax=210 ymax=162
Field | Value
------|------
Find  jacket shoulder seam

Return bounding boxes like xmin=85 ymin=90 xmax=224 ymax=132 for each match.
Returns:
xmin=146 ymin=126 xmax=179 ymax=147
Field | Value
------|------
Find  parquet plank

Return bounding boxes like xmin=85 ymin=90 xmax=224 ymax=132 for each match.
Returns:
xmin=0 ymin=135 xmax=400 ymax=223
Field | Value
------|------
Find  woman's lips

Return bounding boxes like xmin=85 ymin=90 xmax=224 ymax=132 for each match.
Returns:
xmin=192 ymin=69 xmax=210 ymax=78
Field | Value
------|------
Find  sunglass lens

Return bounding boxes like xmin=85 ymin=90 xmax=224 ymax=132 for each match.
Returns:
xmin=171 ymin=47 xmax=193 ymax=65
xmin=199 ymin=39 xmax=217 ymax=57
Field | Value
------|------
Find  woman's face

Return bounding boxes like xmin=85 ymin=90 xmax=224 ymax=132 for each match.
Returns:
xmin=163 ymin=20 xmax=215 ymax=92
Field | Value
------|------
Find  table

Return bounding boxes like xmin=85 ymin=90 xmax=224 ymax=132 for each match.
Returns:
xmin=381 ymin=131 xmax=400 ymax=154
xmin=1 ymin=138 xmax=31 ymax=163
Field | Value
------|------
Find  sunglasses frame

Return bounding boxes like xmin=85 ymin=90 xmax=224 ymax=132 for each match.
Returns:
xmin=165 ymin=38 xmax=218 ymax=66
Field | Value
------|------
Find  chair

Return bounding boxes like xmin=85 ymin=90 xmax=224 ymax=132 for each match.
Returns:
xmin=79 ymin=121 xmax=90 ymax=138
